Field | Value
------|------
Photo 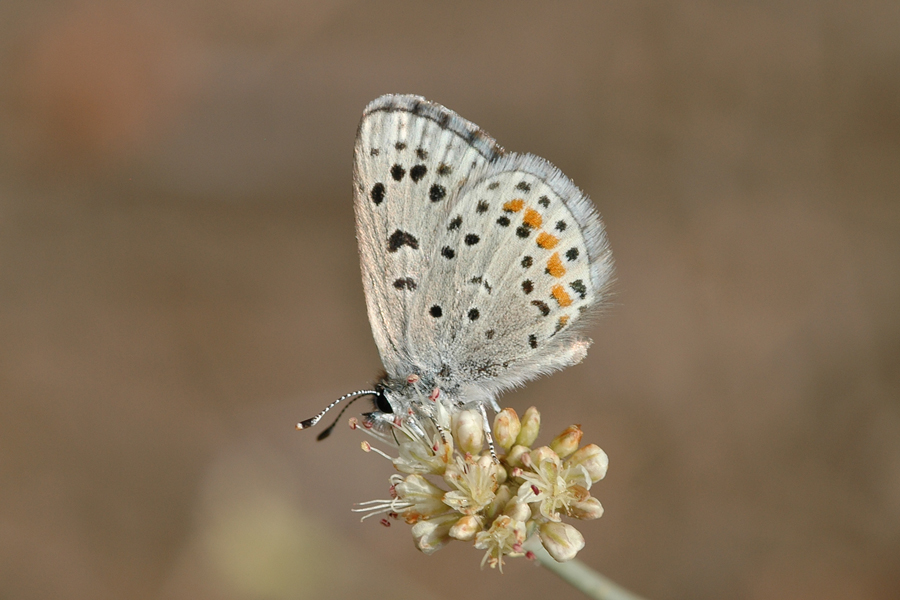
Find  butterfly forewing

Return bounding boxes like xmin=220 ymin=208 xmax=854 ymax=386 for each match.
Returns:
xmin=353 ymin=95 xmax=502 ymax=379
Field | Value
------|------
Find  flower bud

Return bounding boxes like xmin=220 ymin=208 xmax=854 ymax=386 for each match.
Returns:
xmin=549 ymin=425 xmax=583 ymax=459
xmin=476 ymin=453 xmax=507 ymax=484
xmin=515 ymin=406 xmax=541 ymax=447
xmin=449 ymin=515 xmax=483 ymax=541
xmin=539 ymin=522 xmax=585 ymax=562
xmin=529 ymin=446 xmax=560 ymax=468
xmin=475 ymin=453 xmax=493 ymax=473
xmin=452 ymin=410 xmax=484 ymax=455
xmin=502 ymin=497 xmax=532 ymax=522
xmin=505 ymin=444 xmax=531 ymax=468
xmin=483 ymin=483 xmax=513 ymax=521
xmin=564 ymin=444 xmax=608 ymax=482
xmin=411 ymin=515 xmax=456 ymax=554
xmin=493 ymin=408 xmax=521 ymax=451
xmin=568 ymin=496 xmax=604 ymax=520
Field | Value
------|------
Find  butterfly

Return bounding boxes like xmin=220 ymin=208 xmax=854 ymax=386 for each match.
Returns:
xmin=298 ymin=94 xmax=613 ymax=449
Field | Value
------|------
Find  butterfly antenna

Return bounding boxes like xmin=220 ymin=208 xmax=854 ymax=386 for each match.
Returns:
xmin=314 ymin=393 xmax=375 ymax=441
xmin=296 ymin=389 xmax=378 ymax=435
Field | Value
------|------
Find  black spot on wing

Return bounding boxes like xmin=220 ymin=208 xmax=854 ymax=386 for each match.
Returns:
xmin=410 ymin=164 xmax=427 ymax=182
xmin=531 ymin=300 xmax=550 ymax=316
xmin=470 ymin=276 xmax=492 ymax=293
xmin=393 ymin=277 xmax=417 ymax=290
xmin=475 ymin=362 xmax=500 ymax=377
xmin=429 ymin=184 xmax=447 ymax=202
xmin=570 ymin=279 xmax=587 ymax=300
xmin=388 ymin=230 xmax=419 ymax=252
xmin=370 ymin=183 xmax=385 ymax=205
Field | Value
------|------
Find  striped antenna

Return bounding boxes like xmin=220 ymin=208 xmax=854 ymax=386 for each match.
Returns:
xmin=296 ymin=389 xmax=378 ymax=432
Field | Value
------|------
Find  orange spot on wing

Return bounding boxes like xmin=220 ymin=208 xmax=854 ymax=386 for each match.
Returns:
xmin=523 ymin=208 xmax=543 ymax=229
xmin=503 ymin=199 xmax=524 ymax=212
xmin=536 ymin=232 xmax=559 ymax=249
xmin=545 ymin=252 xmax=566 ymax=277
xmin=558 ymin=315 xmax=570 ymax=327
xmin=551 ymin=284 xmax=573 ymax=307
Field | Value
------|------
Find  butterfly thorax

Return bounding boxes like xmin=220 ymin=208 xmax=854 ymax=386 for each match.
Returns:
xmin=365 ymin=370 xmax=500 ymax=431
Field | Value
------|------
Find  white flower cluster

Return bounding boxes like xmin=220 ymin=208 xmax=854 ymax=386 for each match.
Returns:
xmin=354 ymin=406 xmax=608 ymax=570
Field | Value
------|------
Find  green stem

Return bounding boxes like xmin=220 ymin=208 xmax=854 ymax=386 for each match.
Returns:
xmin=523 ymin=537 xmax=650 ymax=600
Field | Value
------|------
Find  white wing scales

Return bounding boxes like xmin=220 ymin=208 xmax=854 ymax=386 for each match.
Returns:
xmin=353 ymin=96 xmax=502 ymax=378
xmin=353 ymin=94 xmax=612 ymax=402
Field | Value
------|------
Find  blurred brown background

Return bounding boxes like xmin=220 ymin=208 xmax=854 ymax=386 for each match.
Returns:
xmin=1 ymin=1 xmax=898 ymax=599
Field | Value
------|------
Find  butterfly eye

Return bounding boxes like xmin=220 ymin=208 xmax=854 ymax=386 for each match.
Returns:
xmin=375 ymin=390 xmax=393 ymax=414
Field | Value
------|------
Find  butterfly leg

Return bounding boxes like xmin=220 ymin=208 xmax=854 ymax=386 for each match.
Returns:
xmin=479 ymin=403 xmax=499 ymax=464
xmin=431 ymin=417 xmax=449 ymax=446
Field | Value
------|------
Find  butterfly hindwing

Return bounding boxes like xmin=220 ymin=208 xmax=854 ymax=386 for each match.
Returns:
xmin=409 ymin=153 xmax=612 ymax=396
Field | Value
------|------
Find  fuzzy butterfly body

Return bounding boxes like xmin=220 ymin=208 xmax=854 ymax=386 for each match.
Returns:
xmin=350 ymin=94 xmax=613 ymax=424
